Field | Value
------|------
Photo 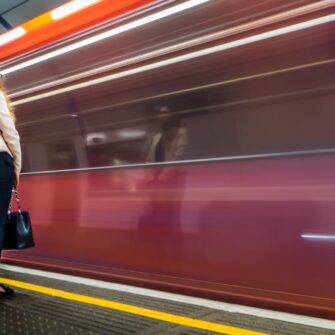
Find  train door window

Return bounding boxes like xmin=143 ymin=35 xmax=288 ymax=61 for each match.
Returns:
xmin=47 ymin=140 xmax=78 ymax=170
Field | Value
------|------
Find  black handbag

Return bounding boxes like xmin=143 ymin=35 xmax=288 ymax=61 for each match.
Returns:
xmin=3 ymin=188 xmax=35 ymax=250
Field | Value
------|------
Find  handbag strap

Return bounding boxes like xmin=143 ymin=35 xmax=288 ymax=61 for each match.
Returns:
xmin=8 ymin=188 xmax=22 ymax=214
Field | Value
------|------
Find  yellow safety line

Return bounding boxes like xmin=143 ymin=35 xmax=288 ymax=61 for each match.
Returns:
xmin=0 ymin=277 xmax=270 ymax=335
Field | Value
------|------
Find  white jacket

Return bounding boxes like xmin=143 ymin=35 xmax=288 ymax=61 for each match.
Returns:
xmin=0 ymin=91 xmax=21 ymax=174
xmin=145 ymin=127 xmax=189 ymax=163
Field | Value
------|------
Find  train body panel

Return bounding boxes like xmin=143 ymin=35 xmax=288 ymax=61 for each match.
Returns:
xmin=2 ymin=0 xmax=335 ymax=318
xmin=4 ymin=152 xmax=335 ymax=316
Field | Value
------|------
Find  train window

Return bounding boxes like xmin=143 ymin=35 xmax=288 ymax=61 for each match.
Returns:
xmin=10 ymin=1 xmax=335 ymax=173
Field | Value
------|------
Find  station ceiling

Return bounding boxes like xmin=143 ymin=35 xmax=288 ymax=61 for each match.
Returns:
xmin=0 ymin=0 xmax=68 ymax=33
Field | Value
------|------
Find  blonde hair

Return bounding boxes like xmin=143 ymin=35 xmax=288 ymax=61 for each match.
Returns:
xmin=0 ymin=79 xmax=16 ymax=123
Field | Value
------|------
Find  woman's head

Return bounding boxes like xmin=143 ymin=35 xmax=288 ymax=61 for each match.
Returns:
xmin=0 ymin=76 xmax=16 ymax=123
xmin=155 ymin=105 xmax=181 ymax=131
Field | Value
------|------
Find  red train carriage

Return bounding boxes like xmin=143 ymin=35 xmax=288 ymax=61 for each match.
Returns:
xmin=1 ymin=0 xmax=335 ymax=318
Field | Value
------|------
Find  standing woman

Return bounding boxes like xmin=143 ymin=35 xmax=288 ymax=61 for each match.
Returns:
xmin=0 ymin=77 xmax=21 ymax=296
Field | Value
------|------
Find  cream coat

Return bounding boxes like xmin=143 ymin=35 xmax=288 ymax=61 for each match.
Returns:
xmin=0 ymin=91 xmax=22 ymax=175
xmin=145 ymin=127 xmax=189 ymax=163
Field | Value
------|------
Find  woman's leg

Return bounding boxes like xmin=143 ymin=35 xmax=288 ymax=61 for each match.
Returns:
xmin=0 ymin=153 xmax=15 ymax=295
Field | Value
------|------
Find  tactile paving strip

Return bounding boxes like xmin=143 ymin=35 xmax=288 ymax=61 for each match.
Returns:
xmin=1 ymin=291 xmax=163 ymax=335
xmin=0 ymin=303 xmax=100 ymax=335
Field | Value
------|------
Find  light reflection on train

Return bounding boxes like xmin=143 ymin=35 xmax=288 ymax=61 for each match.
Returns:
xmin=2 ymin=0 xmax=335 ymax=317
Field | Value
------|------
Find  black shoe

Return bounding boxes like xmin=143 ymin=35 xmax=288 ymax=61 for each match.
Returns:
xmin=0 ymin=284 xmax=14 ymax=297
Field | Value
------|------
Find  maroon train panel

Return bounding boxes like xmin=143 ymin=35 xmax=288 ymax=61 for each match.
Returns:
xmin=3 ymin=153 xmax=335 ymax=317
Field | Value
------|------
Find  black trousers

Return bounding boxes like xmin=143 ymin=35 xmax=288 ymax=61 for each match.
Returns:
xmin=0 ymin=151 xmax=15 ymax=251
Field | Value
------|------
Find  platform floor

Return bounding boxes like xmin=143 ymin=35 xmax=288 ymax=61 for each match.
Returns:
xmin=0 ymin=265 xmax=334 ymax=335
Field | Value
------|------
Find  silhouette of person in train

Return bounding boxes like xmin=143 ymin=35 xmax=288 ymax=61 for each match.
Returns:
xmin=145 ymin=105 xmax=189 ymax=165
xmin=138 ymin=105 xmax=189 ymax=274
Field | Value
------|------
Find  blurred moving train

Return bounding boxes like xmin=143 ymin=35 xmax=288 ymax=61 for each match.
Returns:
xmin=1 ymin=0 xmax=335 ymax=318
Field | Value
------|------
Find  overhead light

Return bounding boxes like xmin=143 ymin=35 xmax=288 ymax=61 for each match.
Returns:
xmin=0 ymin=27 xmax=26 ymax=47
xmin=2 ymin=0 xmax=208 ymax=75
xmin=51 ymin=0 xmax=101 ymax=20
xmin=11 ymin=13 xmax=335 ymax=106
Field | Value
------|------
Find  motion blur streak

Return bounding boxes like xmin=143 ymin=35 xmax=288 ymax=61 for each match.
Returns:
xmin=12 ymin=60 xmax=335 ymax=132
xmin=12 ymin=13 xmax=335 ymax=106
xmin=1 ymin=0 xmax=208 ymax=75
xmin=301 ymin=235 xmax=335 ymax=240
xmin=10 ymin=0 xmax=335 ymax=98
xmin=10 ymin=57 xmax=335 ymax=101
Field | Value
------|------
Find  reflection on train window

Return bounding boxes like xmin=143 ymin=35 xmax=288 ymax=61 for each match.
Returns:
xmin=86 ymin=128 xmax=147 ymax=167
xmin=12 ymin=1 xmax=335 ymax=173
xmin=47 ymin=140 xmax=78 ymax=170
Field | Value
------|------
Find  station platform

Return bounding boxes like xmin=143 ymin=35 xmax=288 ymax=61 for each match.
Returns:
xmin=0 ymin=265 xmax=334 ymax=335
